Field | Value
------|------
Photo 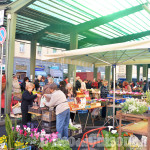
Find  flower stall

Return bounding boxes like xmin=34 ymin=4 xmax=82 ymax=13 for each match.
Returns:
xmin=117 ymin=98 xmax=150 ymax=150
xmin=1 ymin=114 xmax=72 ymax=150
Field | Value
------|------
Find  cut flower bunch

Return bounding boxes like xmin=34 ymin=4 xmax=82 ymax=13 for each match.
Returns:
xmin=121 ymin=98 xmax=148 ymax=114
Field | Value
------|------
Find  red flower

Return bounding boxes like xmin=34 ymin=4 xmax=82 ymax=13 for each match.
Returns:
xmin=24 ymin=131 xmax=27 ymax=137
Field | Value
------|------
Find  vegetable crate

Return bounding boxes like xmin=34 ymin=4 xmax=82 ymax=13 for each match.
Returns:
xmin=68 ymin=128 xmax=82 ymax=137
xmin=42 ymin=109 xmax=56 ymax=122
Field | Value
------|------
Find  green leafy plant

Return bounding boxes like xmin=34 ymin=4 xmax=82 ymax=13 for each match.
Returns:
xmin=42 ymin=139 xmax=72 ymax=150
xmin=5 ymin=114 xmax=15 ymax=149
xmin=145 ymin=91 xmax=150 ymax=105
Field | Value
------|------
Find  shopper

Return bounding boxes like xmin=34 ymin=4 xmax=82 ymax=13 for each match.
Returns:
xmin=143 ymin=80 xmax=148 ymax=93
xmin=86 ymin=80 xmax=92 ymax=89
xmin=12 ymin=75 xmax=21 ymax=94
xmin=21 ymin=82 xmax=41 ymax=125
xmin=34 ymin=75 xmax=42 ymax=91
xmin=39 ymin=76 xmax=46 ymax=90
xmin=59 ymin=81 xmax=66 ymax=93
xmin=76 ymin=76 xmax=81 ymax=91
xmin=45 ymin=74 xmax=51 ymax=85
xmin=21 ymin=77 xmax=29 ymax=92
xmin=64 ymin=77 xmax=68 ymax=85
xmin=65 ymin=83 xmax=76 ymax=122
xmin=100 ymin=80 xmax=109 ymax=118
xmin=80 ymin=79 xmax=87 ymax=91
xmin=123 ymin=81 xmax=132 ymax=92
xmin=92 ymin=79 xmax=98 ymax=89
xmin=44 ymin=83 xmax=70 ymax=139
xmin=12 ymin=75 xmax=22 ymax=99
xmin=42 ymin=77 xmax=54 ymax=95
xmin=98 ymin=79 xmax=103 ymax=89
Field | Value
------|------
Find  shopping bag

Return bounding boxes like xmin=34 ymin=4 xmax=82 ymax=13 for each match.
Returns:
xmin=40 ymin=96 xmax=46 ymax=107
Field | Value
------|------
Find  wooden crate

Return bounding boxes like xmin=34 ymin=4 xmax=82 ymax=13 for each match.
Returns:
xmin=42 ymin=109 xmax=56 ymax=122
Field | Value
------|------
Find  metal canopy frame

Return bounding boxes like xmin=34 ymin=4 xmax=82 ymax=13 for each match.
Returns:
xmin=0 ymin=0 xmax=150 ymax=49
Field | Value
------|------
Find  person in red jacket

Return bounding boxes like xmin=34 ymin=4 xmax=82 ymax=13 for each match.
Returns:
xmin=91 ymin=79 xmax=98 ymax=89
xmin=1 ymin=74 xmax=6 ymax=114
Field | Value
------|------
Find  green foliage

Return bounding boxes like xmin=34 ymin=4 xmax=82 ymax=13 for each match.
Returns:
xmin=5 ymin=114 xmax=15 ymax=149
xmin=146 ymin=91 xmax=150 ymax=105
xmin=42 ymin=139 xmax=72 ymax=150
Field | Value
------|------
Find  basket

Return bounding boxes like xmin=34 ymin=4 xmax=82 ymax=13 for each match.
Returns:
xmin=42 ymin=109 xmax=56 ymax=122
xmin=28 ymin=106 xmax=42 ymax=114
xmin=12 ymin=103 xmax=21 ymax=114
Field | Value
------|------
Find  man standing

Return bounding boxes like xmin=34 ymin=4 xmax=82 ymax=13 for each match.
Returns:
xmin=44 ymin=83 xmax=70 ymax=139
xmin=76 ymin=76 xmax=81 ymax=91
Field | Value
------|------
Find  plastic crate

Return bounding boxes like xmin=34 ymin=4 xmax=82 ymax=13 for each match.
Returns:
xmin=123 ymin=95 xmax=132 ymax=98
xmin=41 ymin=121 xmax=56 ymax=127
xmin=77 ymin=110 xmax=88 ymax=114
xmin=115 ymin=99 xmax=126 ymax=104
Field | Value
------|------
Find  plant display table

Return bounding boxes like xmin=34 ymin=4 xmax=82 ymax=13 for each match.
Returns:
xmin=118 ymin=112 xmax=150 ymax=150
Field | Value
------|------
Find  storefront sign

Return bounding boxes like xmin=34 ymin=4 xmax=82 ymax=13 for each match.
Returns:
xmin=0 ymin=10 xmax=4 ymax=26
xmin=50 ymin=66 xmax=59 ymax=70
xmin=16 ymin=65 xmax=27 ymax=70
xmin=35 ymin=65 xmax=45 ymax=71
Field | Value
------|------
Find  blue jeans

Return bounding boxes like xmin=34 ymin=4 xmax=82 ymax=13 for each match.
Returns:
xmin=56 ymin=109 xmax=70 ymax=139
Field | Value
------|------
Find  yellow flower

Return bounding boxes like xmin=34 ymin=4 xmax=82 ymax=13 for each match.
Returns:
xmin=25 ymin=142 xmax=28 ymax=145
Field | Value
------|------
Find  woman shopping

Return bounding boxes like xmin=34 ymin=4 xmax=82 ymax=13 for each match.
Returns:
xmin=21 ymin=82 xmax=41 ymax=125
xmin=44 ymin=83 xmax=70 ymax=139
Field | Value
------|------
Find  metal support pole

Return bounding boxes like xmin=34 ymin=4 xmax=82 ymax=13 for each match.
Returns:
xmin=113 ymin=65 xmax=116 ymax=127
xmin=0 ymin=44 xmax=3 ymax=120
xmin=5 ymin=13 xmax=17 ymax=114
xmin=68 ymin=31 xmax=78 ymax=85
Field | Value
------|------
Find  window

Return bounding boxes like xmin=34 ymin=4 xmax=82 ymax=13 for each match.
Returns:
xmin=20 ymin=43 xmax=25 ymax=53
xmin=47 ymin=49 xmax=49 ymax=54
xmin=37 ymin=46 xmax=42 ymax=55
xmin=53 ymin=48 xmax=56 ymax=53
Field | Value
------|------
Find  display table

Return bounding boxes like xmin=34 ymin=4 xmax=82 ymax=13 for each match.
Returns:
xmin=71 ymin=103 xmax=103 ymax=130
xmin=109 ymin=91 xmax=144 ymax=99
xmin=118 ymin=112 xmax=150 ymax=150
xmin=28 ymin=112 xmax=42 ymax=128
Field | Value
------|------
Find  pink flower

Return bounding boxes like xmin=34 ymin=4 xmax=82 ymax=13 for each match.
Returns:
xmin=12 ymin=127 xmax=14 ymax=130
xmin=56 ymin=132 xmax=58 ymax=134
xmin=45 ymin=134 xmax=50 ymax=140
xmin=49 ymin=139 xmax=52 ymax=143
xmin=23 ymin=125 xmax=27 ymax=128
xmin=41 ymin=129 xmax=45 ymax=132
xmin=40 ymin=137 xmax=44 ymax=142
xmin=35 ymin=133 xmax=40 ymax=140
xmin=45 ymin=140 xmax=48 ymax=144
xmin=19 ymin=129 xmax=23 ymax=135
xmin=31 ymin=129 xmax=34 ymax=132
xmin=34 ymin=128 xmax=38 ymax=133
xmin=29 ymin=133 xmax=33 ymax=138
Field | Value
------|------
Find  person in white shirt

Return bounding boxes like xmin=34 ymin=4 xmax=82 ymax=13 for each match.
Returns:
xmin=81 ymin=79 xmax=87 ymax=90
xmin=44 ymin=83 xmax=70 ymax=139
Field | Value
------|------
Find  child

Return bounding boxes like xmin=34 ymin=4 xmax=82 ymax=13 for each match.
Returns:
xmin=21 ymin=82 xmax=41 ymax=125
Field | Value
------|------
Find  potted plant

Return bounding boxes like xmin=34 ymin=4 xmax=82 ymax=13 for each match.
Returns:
xmin=102 ymin=126 xmax=130 ymax=150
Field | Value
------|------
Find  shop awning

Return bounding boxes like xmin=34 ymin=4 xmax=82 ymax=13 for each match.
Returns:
xmin=42 ymin=39 xmax=150 ymax=67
